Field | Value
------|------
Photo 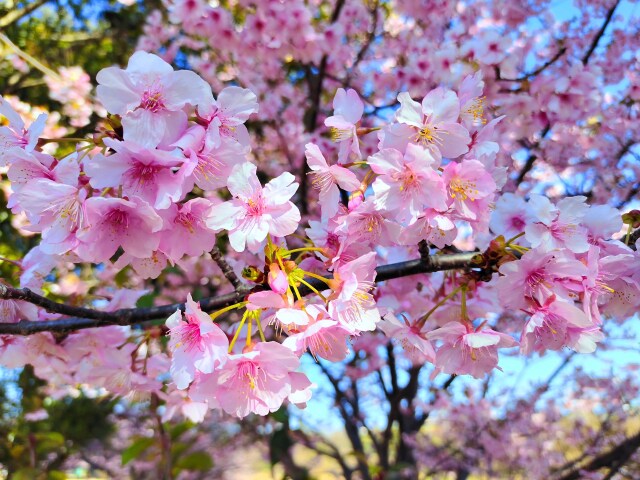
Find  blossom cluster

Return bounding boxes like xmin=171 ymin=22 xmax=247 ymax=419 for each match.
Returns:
xmin=1 ymin=50 xmax=638 ymax=420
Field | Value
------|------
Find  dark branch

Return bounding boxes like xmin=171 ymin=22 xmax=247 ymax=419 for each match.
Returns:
xmin=555 ymin=430 xmax=640 ymax=480
xmin=629 ymin=227 xmax=640 ymax=251
xmin=299 ymin=0 xmax=347 ymax=214
xmin=515 ymin=123 xmax=551 ymax=186
xmin=0 ymin=252 xmax=480 ymax=335
xmin=209 ymin=246 xmax=242 ymax=290
xmin=581 ymin=0 xmax=620 ymax=65
xmin=496 ymin=46 xmax=567 ymax=82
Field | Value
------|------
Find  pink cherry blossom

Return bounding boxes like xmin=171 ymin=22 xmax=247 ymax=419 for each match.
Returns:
xmin=378 ymin=313 xmax=436 ymax=364
xmin=305 ymin=142 xmax=360 ymax=221
xmin=525 ymin=195 xmax=590 ymax=254
xmin=369 ymin=144 xmax=448 ymax=224
xmin=328 ymin=252 xmax=381 ymax=332
xmin=214 ymin=341 xmax=303 ymax=418
xmin=489 ymin=192 xmax=534 ymax=239
xmin=96 ymin=51 xmax=213 ymax=147
xmin=166 ymin=294 xmax=229 ymax=390
xmin=324 ymin=88 xmax=364 ymax=162
xmin=85 ymin=138 xmax=195 ymax=210
xmin=442 ymin=159 xmax=497 ymax=221
xmin=520 ymin=296 xmax=597 ymax=355
xmin=13 ymin=155 xmax=87 ymax=255
xmin=496 ymin=248 xmax=588 ymax=309
xmin=76 ymin=197 xmax=163 ymax=262
xmin=175 ymin=125 xmax=249 ymax=191
xmin=394 ymin=89 xmax=471 ymax=159
xmin=0 ymin=298 xmax=38 ymax=323
xmin=428 ymin=322 xmax=517 ymax=378
xmin=0 ymin=95 xmax=47 ymax=166
xmin=206 ymin=162 xmax=300 ymax=252
xmin=158 ymin=198 xmax=218 ymax=261
xmin=247 ymin=291 xmax=309 ymax=327
xmin=282 ymin=304 xmax=354 ymax=361
xmin=398 ymin=209 xmax=457 ymax=248
xmin=198 ymin=86 xmax=259 ymax=150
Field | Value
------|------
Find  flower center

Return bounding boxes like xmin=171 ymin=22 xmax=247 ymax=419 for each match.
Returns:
xmin=395 ymin=166 xmax=421 ymax=193
xmin=175 ymin=211 xmax=198 ymax=233
xmin=309 ymin=170 xmax=333 ymax=192
xmin=105 ymin=209 xmax=129 ymax=229
xmin=465 ymin=97 xmax=486 ymax=125
xmin=237 ymin=361 xmax=260 ymax=390
xmin=171 ymin=320 xmax=203 ymax=352
xmin=140 ymin=89 xmax=165 ymax=113
xmin=246 ymin=196 xmax=265 ymax=217
xmin=329 ymin=127 xmax=353 ymax=142
xmin=525 ymin=267 xmax=546 ymax=296
xmin=196 ymin=152 xmax=223 ymax=182
xmin=128 ymin=160 xmax=163 ymax=186
xmin=417 ymin=123 xmax=444 ymax=147
xmin=449 ymin=178 xmax=478 ymax=201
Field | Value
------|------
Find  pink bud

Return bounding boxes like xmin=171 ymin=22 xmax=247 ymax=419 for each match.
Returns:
xmin=268 ymin=264 xmax=289 ymax=294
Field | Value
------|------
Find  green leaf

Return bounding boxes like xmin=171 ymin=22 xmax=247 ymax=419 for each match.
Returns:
xmin=269 ymin=407 xmax=289 ymax=424
xmin=136 ymin=293 xmax=157 ymax=308
xmin=122 ymin=437 xmax=155 ymax=465
xmin=174 ymin=451 xmax=213 ymax=471
xmin=169 ymin=421 xmax=193 ymax=441
xmin=47 ymin=471 xmax=67 ymax=480
xmin=269 ymin=427 xmax=293 ymax=467
xmin=114 ymin=266 xmax=130 ymax=287
xmin=34 ymin=432 xmax=66 ymax=453
xmin=13 ymin=468 xmax=39 ymax=480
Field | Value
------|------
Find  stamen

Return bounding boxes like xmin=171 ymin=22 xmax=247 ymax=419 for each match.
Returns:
xmin=449 ymin=178 xmax=479 ymax=201
xmin=416 ymin=124 xmax=447 ymax=147
xmin=329 ymin=127 xmax=353 ymax=142
xmin=465 ymin=96 xmax=486 ymax=125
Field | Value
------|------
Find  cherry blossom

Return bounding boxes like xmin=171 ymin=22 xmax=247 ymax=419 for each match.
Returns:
xmin=96 ymin=50 xmax=213 ymax=148
xmin=324 ymin=88 xmax=364 ymax=162
xmin=393 ymin=89 xmax=471 ymax=159
xmin=206 ymin=162 xmax=300 ymax=252
xmin=428 ymin=322 xmax=517 ymax=378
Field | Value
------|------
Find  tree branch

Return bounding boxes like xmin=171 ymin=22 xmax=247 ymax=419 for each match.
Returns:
xmin=515 ymin=123 xmax=551 ymax=186
xmin=0 ymin=0 xmax=48 ymax=29
xmin=316 ymin=361 xmax=372 ymax=480
xmin=209 ymin=246 xmax=242 ymax=290
xmin=496 ymin=46 xmax=567 ymax=82
xmin=555 ymin=430 xmax=640 ymax=480
xmin=299 ymin=0 xmax=347 ymax=214
xmin=0 ymin=252 xmax=479 ymax=335
xmin=581 ymin=0 xmax=621 ymax=65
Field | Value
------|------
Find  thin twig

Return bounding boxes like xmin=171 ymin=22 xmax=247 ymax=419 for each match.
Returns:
xmin=581 ymin=0 xmax=621 ymax=65
xmin=496 ymin=46 xmax=567 ymax=82
xmin=209 ymin=246 xmax=242 ymax=290
xmin=0 ymin=0 xmax=48 ymax=29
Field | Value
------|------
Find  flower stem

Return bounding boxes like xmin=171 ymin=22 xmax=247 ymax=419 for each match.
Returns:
xmin=228 ymin=310 xmax=249 ymax=353
xmin=505 ymin=232 xmax=525 ymax=246
xmin=299 ymin=278 xmax=327 ymax=302
xmin=301 ymin=270 xmax=333 ymax=286
xmin=460 ymin=285 xmax=468 ymax=321
xmin=256 ymin=315 xmax=267 ymax=342
xmin=283 ymin=247 xmax=326 ymax=256
xmin=210 ymin=301 xmax=247 ymax=322
xmin=417 ymin=284 xmax=465 ymax=327
xmin=246 ymin=318 xmax=252 ymax=346
xmin=625 ymin=224 xmax=632 ymax=245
